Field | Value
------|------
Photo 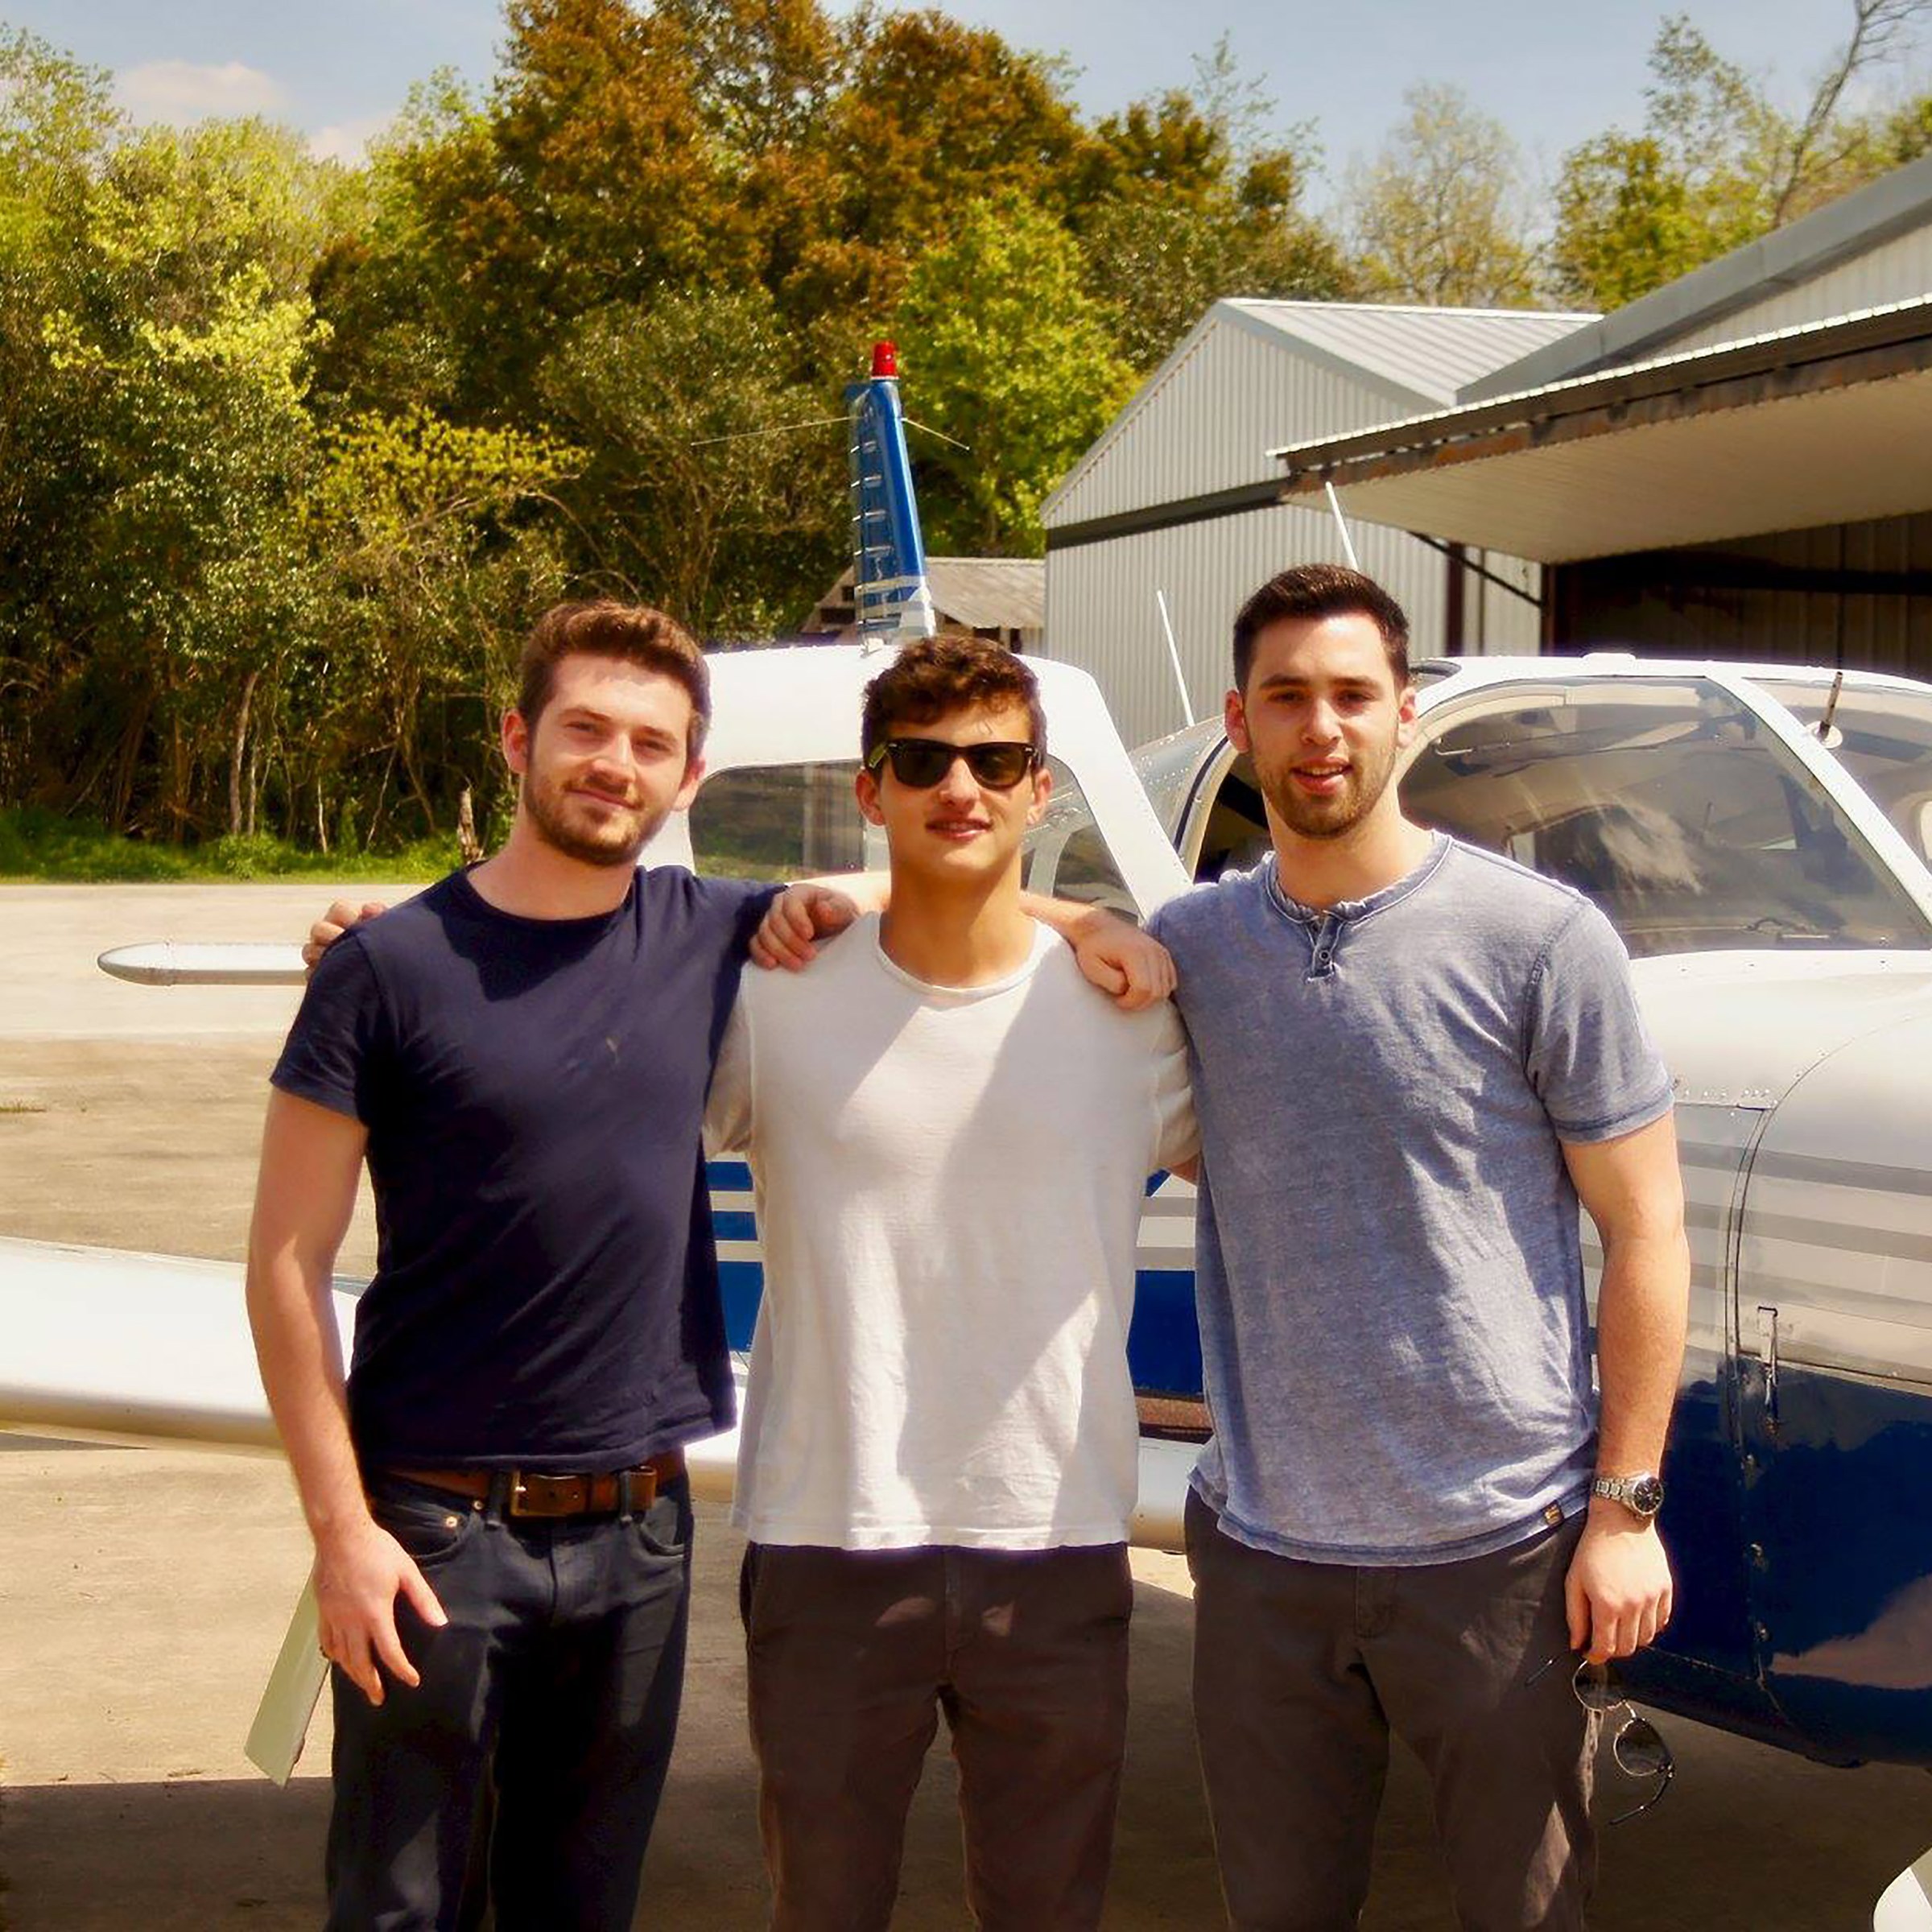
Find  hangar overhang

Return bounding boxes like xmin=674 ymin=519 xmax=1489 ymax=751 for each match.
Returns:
xmin=1270 ymin=296 xmax=1932 ymax=565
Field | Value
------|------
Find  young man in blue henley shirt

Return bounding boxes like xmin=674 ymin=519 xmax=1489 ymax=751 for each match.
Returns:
xmin=1149 ymin=566 xmax=1689 ymax=1930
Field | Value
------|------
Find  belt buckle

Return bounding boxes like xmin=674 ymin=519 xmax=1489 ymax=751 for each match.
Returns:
xmin=510 ymin=1471 xmax=586 ymax=1518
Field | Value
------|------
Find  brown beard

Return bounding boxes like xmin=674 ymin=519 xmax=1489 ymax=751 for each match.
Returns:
xmin=522 ymin=767 xmax=664 ymax=868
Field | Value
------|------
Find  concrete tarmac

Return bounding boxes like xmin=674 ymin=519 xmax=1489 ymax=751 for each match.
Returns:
xmin=2 ymin=883 xmax=1928 ymax=1929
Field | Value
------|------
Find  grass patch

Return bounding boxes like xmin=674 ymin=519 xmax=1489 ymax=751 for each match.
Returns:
xmin=0 ymin=1101 xmax=47 ymax=1116
xmin=0 ymin=808 xmax=455 ymax=884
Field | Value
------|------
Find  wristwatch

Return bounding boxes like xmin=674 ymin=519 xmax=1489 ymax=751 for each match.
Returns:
xmin=1591 ymin=1471 xmax=1665 ymax=1519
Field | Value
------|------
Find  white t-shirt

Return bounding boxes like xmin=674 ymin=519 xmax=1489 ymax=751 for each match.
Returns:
xmin=704 ymin=915 xmax=1196 ymax=1551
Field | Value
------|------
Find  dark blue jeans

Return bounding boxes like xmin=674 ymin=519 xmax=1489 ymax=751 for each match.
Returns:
xmin=325 ymin=1469 xmax=694 ymax=1932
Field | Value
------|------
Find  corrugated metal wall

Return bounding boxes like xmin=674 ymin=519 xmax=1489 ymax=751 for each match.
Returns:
xmin=1042 ymin=312 xmax=1546 ymax=746
xmin=1666 ymin=228 xmax=1932 ymax=354
xmin=1547 ymin=512 xmax=1932 ymax=676
xmin=1041 ymin=507 xmax=1540 ymax=750
xmin=1048 ymin=317 xmax=1428 ymax=530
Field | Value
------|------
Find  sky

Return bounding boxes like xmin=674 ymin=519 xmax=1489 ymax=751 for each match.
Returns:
xmin=3 ymin=0 xmax=1918 ymax=201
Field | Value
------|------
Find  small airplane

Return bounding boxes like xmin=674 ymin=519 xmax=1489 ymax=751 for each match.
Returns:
xmin=6 ymin=346 xmax=1932 ymax=1806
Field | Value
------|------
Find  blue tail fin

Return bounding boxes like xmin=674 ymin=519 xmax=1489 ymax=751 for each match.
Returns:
xmin=846 ymin=341 xmax=937 ymax=646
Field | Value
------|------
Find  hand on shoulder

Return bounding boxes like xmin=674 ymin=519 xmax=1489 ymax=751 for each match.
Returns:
xmin=1070 ymin=908 xmax=1176 ymax=1011
xmin=303 ymin=899 xmax=389 ymax=972
xmin=749 ymin=881 xmax=860 ymax=972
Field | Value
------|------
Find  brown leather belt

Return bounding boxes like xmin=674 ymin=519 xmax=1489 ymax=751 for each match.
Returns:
xmin=386 ymin=1448 xmax=686 ymax=1519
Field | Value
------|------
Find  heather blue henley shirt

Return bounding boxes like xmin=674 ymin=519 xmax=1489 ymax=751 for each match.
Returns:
xmin=1150 ymin=836 xmax=1674 ymax=1566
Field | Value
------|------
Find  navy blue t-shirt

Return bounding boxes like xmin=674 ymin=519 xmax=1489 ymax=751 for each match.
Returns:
xmin=270 ymin=865 xmax=776 ymax=1472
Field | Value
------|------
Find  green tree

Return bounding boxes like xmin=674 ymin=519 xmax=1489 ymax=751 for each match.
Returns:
xmin=777 ymin=7 xmax=1090 ymax=357
xmin=1552 ymin=4 xmax=1932 ymax=308
xmin=0 ymin=30 xmax=124 ymax=807
xmin=894 ymin=197 xmax=1135 ymax=555
xmin=1345 ymin=83 xmax=1539 ymax=308
xmin=1074 ymin=53 xmax=1352 ymax=371
xmin=28 ymin=116 xmax=334 ymax=839
xmin=284 ymin=408 xmax=579 ymax=848
xmin=537 ymin=287 xmax=844 ymax=634
xmin=337 ymin=0 xmax=744 ymax=417
xmin=306 ymin=74 xmax=486 ymax=421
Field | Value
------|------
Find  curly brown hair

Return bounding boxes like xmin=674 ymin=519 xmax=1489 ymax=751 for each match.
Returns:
xmin=518 ymin=601 xmax=711 ymax=754
xmin=860 ymin=637 xmax=1046 ymax=763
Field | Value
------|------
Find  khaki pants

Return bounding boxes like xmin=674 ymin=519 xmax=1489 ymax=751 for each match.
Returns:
xmin=741 ymin=1540 xmax=1133 ymax=1931
xmin=1186 ymin=1492 xmax=1596 ymax=1932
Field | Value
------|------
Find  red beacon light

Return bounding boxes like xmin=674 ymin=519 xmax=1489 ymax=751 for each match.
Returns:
xmin=871 ymin=340 xmax=898 ymax=378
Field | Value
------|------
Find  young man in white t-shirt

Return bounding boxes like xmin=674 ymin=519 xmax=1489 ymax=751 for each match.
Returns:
xmin=705 ymin=638 xmax=1195 ymax=1931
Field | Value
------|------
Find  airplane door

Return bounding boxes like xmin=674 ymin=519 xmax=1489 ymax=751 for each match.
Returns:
xmin=1605 ymin=1102 xmax=1775 ymax=1721
xmin=1732 ymin=1018 xmax=1932 ymax=1769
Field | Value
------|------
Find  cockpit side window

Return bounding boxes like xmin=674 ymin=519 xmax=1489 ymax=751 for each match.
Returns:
xmin=1397 ymin=679 xmax=1932 ymax=958
xmin=1023 ymin=758 xmax=1140 ymax=920
xmin=1755 ymin=680 xmax=1932 ymax=869
xmin=687 ymin=762 xmax=865 ymax=882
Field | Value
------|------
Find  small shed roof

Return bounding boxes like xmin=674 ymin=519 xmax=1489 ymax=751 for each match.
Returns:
xmin=926 ymin=555 xmax=1045 ymax=631
xmin=803 ymin=555 xmax=1043 ymax=638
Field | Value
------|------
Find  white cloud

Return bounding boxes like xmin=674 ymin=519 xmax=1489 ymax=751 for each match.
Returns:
xmin=308 ymin=116 xmax=390 ymax=165
xmin=114 ymin=60 xmax=291 ymax=125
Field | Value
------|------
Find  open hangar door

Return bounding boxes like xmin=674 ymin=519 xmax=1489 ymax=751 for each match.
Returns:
xmin=1545 ymin=513 xmax=1932 ymax=676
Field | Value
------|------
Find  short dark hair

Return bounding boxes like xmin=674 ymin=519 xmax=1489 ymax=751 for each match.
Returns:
xmin=861 ymin=636 xmax=1046 ymax=764
xmin=1232 ymin=566 xmax=1410 ymax=691
xmin=517 ymin=601 xmax=711 ymax=755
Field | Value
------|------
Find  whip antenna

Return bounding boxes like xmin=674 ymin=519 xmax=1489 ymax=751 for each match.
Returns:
xmin=1323 ymin=478 xmax=1360 ymax=573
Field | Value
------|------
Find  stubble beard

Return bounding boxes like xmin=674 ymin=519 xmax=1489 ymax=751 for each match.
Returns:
xmin=1256 ymin=736 xmax=1400 ymax=844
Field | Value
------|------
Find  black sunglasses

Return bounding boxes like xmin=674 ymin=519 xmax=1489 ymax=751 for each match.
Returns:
xmin=1528 ymin=1653 xmax=1675 ymax=1824
xmin=865 ymin=737 xmax=1040 ymax=791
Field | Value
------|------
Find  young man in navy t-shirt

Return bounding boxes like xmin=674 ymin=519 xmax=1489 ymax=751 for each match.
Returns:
xmin=249 ymin=602 xmax=782 ymax=1930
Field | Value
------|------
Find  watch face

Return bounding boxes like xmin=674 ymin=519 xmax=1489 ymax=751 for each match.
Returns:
xmin=1631 ymin=1475 xmax=1666 ymax=1517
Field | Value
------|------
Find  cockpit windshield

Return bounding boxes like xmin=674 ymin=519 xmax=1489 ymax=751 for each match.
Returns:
xmin=1400 ymin=677 xmax=1932 ymax=958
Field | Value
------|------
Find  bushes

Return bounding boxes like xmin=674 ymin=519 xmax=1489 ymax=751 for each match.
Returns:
xmin=0 ymin=809 xmax=454 ymax=882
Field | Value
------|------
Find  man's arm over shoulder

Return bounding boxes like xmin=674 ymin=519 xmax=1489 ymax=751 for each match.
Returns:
xmin=1022 ymin=892 xmax=1176 ymax=1010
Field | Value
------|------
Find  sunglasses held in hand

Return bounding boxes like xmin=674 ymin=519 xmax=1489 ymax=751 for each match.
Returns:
xmin=1528 ymin=1653 xmax=1675 ymax=1824
xmin=866 ymin=738 xmax=1041 ymax=790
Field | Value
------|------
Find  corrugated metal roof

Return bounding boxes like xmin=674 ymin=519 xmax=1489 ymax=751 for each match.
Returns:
xmin=1220 ymin=300 xmax=1596 ymax=406
xmin=1042 ymin=299 xmax=1595 ymax=528
xmin=1463 ymin=150 xmax=1932 ymax=401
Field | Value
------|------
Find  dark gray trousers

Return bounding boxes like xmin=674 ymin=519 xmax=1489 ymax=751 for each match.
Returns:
xmin=1186 ymin=1492 xmax=1595 ymax=1932
xmin=741 ymin=1540 xmax=1133 ymax=1932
